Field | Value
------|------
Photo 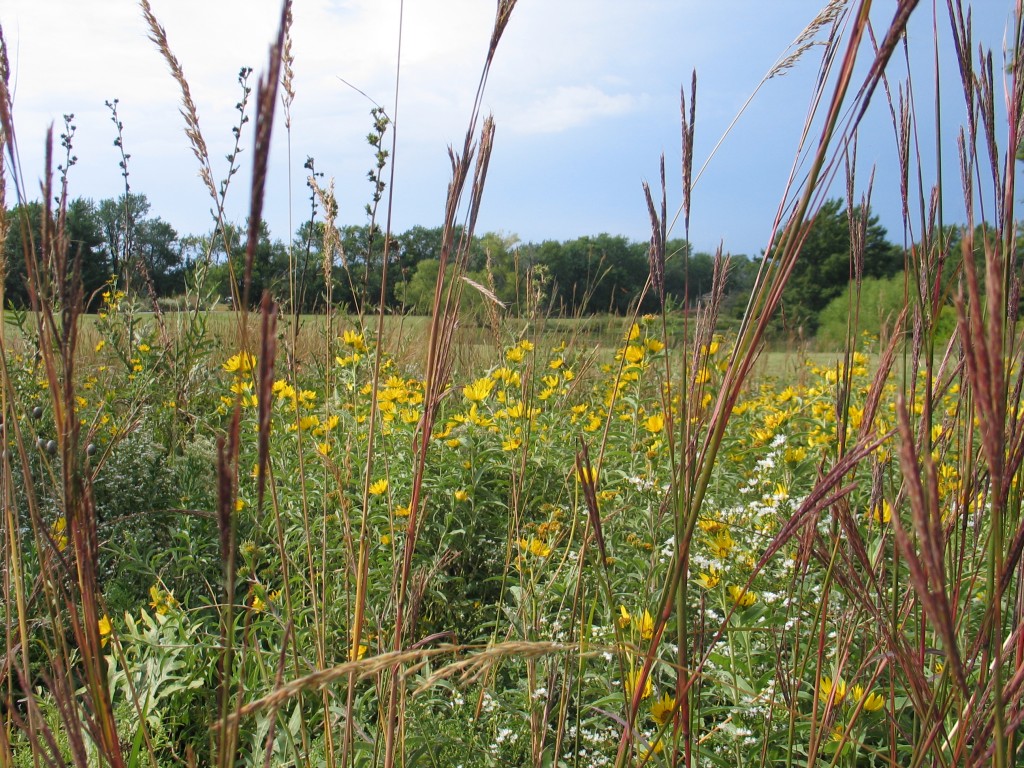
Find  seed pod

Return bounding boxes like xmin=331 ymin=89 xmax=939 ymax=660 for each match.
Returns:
xmin=86 ymin=443 xmax=98 ymax=457
xmin=46 ymin=440 xmax=57 ymax=455
xmin=32 ymin=406 xmax=43 ymax=420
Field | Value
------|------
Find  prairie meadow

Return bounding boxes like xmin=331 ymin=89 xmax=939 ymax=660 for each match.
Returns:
xmin=2 ymin=1 xmax=1024 ymax=767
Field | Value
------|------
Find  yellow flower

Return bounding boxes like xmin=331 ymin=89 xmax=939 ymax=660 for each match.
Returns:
xmin=821 ymin=676 xmax=847 ymax=703
xmin=454 ymin=489 xmax=469 ymax=502
xmin=640 ymin=738 xmax=664 ymax=760
xmin=315 ymin=414 xmax=340 ymax=434
xmin=626 ymin=322 xmax=641 ymax=341
xmin=697 ymin=569 xmax=720 ymax=589
xmin=519 ymin=537 xmax=551 ymax=557
xmin=349 ymin=643 xmax=368 ymax=660
xmin=576 ymin=466 xmax=598 ymax=485
xmin=251 ymin=594 xmax=266 ymax=613
xmin=643 ymin=413 xmax=665 ymax=434
xmin=624 ymin=345 xmax=644 ymax=364
xmin=149 ymin=584 xmax=178 ymax=616
xmin=519 ymin=339 xmax=534 ymax=351
xmin=342 ymin=329 xmax=367 ymax=351
xmin=870 ymin=499 xmax=892 ymax=524
xmin=785 ymin=445 xmax=808 ymax=463
xmin=624 ymin=667 xmax=653 ymax=700
xmin=707 ymin=529 xmax=735 ymax=559
xmin=369 ymin=479 xmax=389 ymax=496
xmin=98 ymin=615 xmax=112 ymax=647
xmin=644 ymin=337 xmax=665 ymax=354
xmin=505 ymin=345 xmax=525 ymax=363
xmin=505 ymin=400 xmax=538 ymax=419
xmin=853 ymin=684 xmax=885 ymax=712
xmin=223 ymin=351 xmax=256 ymax=374
xmin=728 ymin=585 xmax=756 ymax=608
xmin=548 ymin=358 xmax=564 ymax=370
xmin=463 ymin=377 xmax=496 ymax=402
xmin=639 ymin=609 xmax=654 ymax=640
xmin=848 ymin=405 xmax=864 ymax=430
xmin=650 ymin=691 xmax=676 ymax=726
xmin=617 ymin=605 xmax=632 ymax=628
xmin=50 ymin=517 xmax=68 ymax=552
xmin=395 ymin=505 xmax=411 ymax=517
xmin=94 ymin=339 xmax=105 ymax=353
xmin=502 ymin=437 xmax=522 ymax=451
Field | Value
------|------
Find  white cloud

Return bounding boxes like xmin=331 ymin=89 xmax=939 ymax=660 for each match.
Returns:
xmin=503 ymin=85 xmax=638 ymax=135
xmin=1 ymin=1 xmax=1014 ymax=254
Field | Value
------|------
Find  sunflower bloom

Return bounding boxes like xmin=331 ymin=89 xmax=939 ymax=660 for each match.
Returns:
xmin=617 ymin=605 xmax=632 ymax=628
xmin=870 ymin=499 xmax=892 ymax=524
xmin=519 ymin=537 xmax=551 ymax=557
xmin=643 ymin=413 xmax=665 ymax=434
xmin=223 ymin=351 xmax=256 ymax=374
xmin=50 ymin=517 xmax=68 ymax=552
xmin=639 ymin=609 xmax=654 ymax=640
xmin=650 ymin=691 xmax=676 ymax=726
xmin=349 ymin=643 xmax=368 ymax=660
xmin=821 ymin=676 xmax=847 ymax=703
xmin=625 ymin=667 xmax=653 ymax=700
xmin=853 ymin=684 xmax=885 ymax=712
xmin=697 ymin=569 xmax=721 ymax=589
xmin=463 ymin=377 xmax=496 ymax=402
xmin=728 ymin=585 xmax=756 ymax=608
xmin=707 ymin=528 xmax=735 ymax=559
xmin=98 ymin=615 xmax=112 ymax=647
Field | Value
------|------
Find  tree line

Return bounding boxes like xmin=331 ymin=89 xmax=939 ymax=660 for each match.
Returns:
xmin=11 ymin=193 xmax=993 ymax=339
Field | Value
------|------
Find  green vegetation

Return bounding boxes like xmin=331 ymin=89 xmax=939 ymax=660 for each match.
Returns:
xmin=3 ymin=2 xmax=1024 ymax=767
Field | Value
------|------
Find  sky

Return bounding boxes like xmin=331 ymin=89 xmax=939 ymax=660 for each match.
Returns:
xmin=1 ymin=0 xmax=1020 ymax=258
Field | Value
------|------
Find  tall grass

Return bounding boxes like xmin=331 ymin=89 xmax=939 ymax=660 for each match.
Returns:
xmin=2 ymin=0 xmax=1024 ymax=766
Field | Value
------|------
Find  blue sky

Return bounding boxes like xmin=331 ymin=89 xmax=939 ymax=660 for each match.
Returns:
xmin=2 ymin=1 xmax=1019 ymax=258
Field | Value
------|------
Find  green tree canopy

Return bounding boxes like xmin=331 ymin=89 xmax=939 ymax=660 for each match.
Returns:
xmin=4 ymin=198 xmax=108 ymax=311
xmin=96 ymin=193 xmax=182 ymax=297
xmin=778 ymin=198 xmax=902 ymax=335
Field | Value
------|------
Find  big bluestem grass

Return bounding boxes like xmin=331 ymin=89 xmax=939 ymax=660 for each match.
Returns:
xmin=3 ymin=1 xmax=1024 ymax=767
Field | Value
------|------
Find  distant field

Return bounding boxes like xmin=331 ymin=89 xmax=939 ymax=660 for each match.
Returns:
xmin=2 ymin=307 xmax=882 ymax=383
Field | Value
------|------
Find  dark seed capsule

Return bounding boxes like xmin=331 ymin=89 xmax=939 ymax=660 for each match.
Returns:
xmin=46 ymin=440 xmax=57 ymax=455
xmin=32 ymin=406 xmax=43 ymax=420
xmin=86 ymin=443 xmax=97 ymax=457
xmin=37 ymin=437 xmax=46 ymax=449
